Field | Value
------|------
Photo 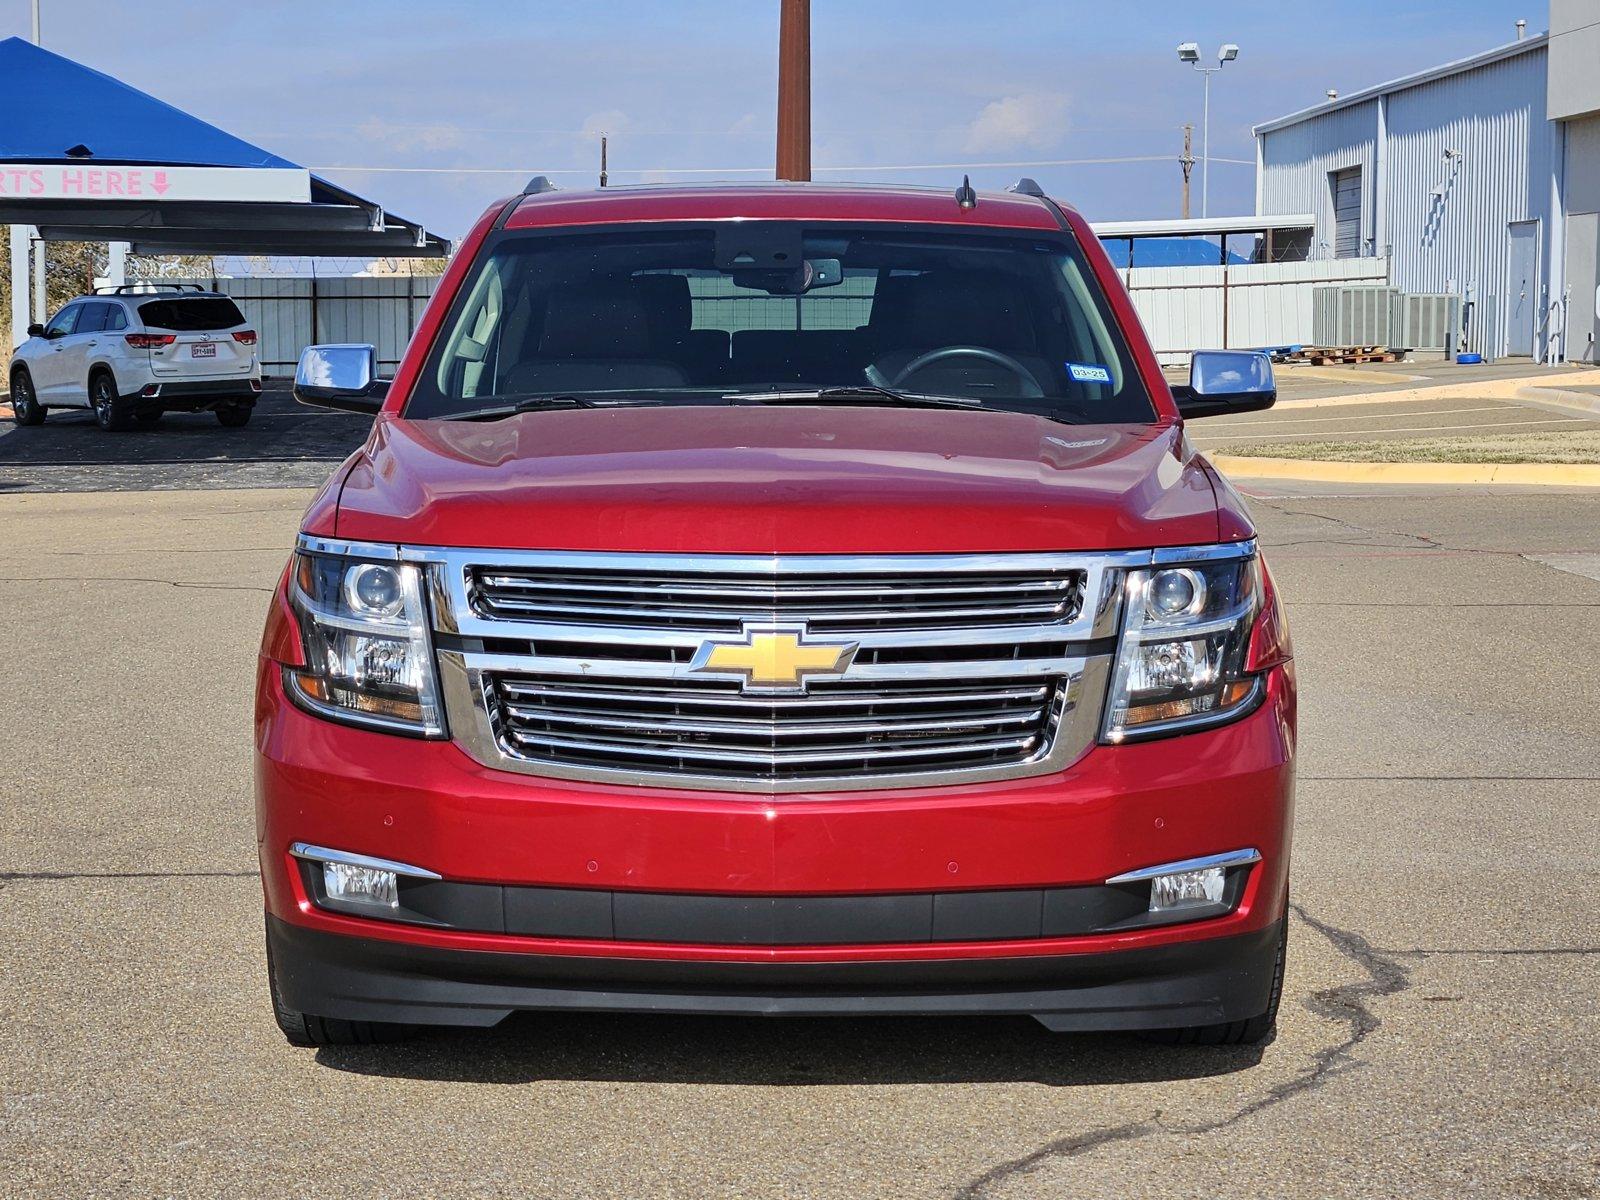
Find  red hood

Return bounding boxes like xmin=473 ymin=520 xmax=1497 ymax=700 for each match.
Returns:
xmin=328 ymin=406 xmax=1231 ymax=553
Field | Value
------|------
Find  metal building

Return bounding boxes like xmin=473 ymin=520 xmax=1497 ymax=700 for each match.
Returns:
xmin=1253 ymin=4 xmax=1600 ymax=363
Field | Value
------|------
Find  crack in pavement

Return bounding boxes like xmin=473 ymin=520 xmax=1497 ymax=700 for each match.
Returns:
xmin=0 ymin=575 xmax=271 ymax=593
xmin=0 ymin=869 xmax=257 ymax=881
xmin=951 ymin=904 xmax=1411 ymax=1199
xmin=1383 ymin=946 xmax=1600 ymax=958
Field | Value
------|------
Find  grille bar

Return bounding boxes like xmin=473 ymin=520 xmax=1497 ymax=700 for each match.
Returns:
xmin=485 ymin=673 xmax=1062 ymax=781
xmin=470 ymin=566 xmax=1085 ymax=633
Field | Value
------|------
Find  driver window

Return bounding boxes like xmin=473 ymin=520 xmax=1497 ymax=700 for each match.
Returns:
xmin=44 ymin=304 xmax=80 ymax=337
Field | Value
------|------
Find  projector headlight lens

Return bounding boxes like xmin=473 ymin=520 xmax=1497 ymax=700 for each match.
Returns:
xmin=286 ymin=547 xmax=445 ymax=736
xmin=1103 ymin=549 xmax=1262 ymax=741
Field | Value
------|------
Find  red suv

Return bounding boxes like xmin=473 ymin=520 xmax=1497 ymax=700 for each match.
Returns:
xmin=258 ymin=180 xmax=1295 ymax=1048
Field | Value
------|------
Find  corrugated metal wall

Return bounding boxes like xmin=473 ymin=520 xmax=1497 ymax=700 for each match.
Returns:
xmin=1258 ymin=100 xmax=1379 ymax=256
xmin=1257 ymin=43 xmax=1554 ymax=357
xmin=1122 ymin=257 xmax=1389 ymax=364
xmin=1383 ymin=46 xmax=1552 ymax=354
xmin=167 ymin=275 xmax=441 ymax=374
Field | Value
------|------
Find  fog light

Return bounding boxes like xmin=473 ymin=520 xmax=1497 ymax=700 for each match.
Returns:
xmin=323 ymin=861 xmax=398 ymax=909
xmin=1148 ymin=866 xmax=1226 ymax=912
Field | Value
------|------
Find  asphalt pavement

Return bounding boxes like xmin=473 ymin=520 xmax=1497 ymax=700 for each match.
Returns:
xmin=1 ymin=433 xmax=1597 ymax=1197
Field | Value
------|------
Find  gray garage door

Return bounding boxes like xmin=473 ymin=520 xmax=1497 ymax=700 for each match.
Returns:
xmin=1331 ymin=167 xmax=1363 ymax=259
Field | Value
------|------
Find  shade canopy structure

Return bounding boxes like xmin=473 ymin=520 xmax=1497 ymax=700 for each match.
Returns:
xmin=0 ymin=37 xmax=449 ymax=258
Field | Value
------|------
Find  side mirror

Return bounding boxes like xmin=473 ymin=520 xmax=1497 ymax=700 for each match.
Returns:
xmin=27 ymin=323 xmax=46 ymax=338
xmin=294 ymin=344 xmax=389 ymax=414
xmin=1171 ymin=350 xmax=1276 ymax=419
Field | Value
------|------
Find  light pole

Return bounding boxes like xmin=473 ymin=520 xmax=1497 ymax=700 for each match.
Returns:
xmin=1176 ymin=42 xmax=1238 ymax=218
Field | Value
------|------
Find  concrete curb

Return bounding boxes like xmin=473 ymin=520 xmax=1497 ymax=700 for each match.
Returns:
xmin=1210 ymin=454 xmax=1600 ymax=488
xmin=1273 ymin=367 xmax=1600 ymax=410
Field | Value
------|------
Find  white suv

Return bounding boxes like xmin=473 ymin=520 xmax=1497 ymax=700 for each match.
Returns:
xmin=8 ymin=286 xmax=262 ymax=431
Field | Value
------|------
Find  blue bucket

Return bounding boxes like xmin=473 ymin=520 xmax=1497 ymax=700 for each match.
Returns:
xmin=1456 ymin=353 xmax=1483 ymax=365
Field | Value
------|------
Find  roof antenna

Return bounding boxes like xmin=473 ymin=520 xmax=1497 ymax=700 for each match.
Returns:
xmin=1007 ymin=177 xmax=1045 ymax=198
xmin=522 ymin=174 xmax=559 ymax=195
xmin=955 ymin=174 xmax=977 ymax=210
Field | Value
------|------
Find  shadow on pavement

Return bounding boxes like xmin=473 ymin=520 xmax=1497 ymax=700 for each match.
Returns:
xmin=314 ymin=1011 xmax=1265 ymax=1086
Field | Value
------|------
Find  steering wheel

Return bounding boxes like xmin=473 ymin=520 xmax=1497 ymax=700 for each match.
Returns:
xmin=887 ymin=345 xmax=1044 ymax=398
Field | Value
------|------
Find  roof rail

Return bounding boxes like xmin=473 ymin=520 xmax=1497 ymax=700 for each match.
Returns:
xmin=1006 ymin=177 xmax=1046 ymax=199
xmin=522 ymin=175 xmax=559 ymax=195
xmin=92 ymin=283 xmax=207 ymax=295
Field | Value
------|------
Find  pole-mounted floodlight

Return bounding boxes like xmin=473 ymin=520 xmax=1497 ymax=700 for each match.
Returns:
xmin=1175 ymin=40 xmax=1238 ymax=217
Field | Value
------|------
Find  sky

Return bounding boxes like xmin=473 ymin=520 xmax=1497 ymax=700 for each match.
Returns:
xmin=2 ymin=0 xmax=1548 ymax=241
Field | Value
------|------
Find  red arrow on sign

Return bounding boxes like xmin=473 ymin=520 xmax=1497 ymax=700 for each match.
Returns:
xmin=151 ymin=170 xmax=169 ymax=195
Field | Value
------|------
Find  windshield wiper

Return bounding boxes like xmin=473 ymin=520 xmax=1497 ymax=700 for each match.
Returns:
xmin=727 ymin=385 xmax=985 ymax=411
xmin=443 ymin=394 xmax=609 ymax=421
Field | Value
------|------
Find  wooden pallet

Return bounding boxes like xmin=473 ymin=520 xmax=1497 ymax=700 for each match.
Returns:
xmin=1280 ymin=345 xmax=1404 ymax=366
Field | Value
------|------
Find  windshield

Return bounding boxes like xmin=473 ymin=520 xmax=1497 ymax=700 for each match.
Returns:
xmin=408 ymin=225 xmax=1156 ymax=423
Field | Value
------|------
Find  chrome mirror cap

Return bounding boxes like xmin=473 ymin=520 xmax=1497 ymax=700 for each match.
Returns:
xmin=1173 ymin=350 xmax=1276 ymax=419
xmin=294 ymin=344 xmax=388 ymax=414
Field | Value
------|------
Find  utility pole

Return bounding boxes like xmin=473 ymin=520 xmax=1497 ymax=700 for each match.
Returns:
xmin=775 ymin=0 xmax=811 ymax=181
xmin=1179 ymin=124 xmax=1195 ymax=219
xmin=599 ymin=134 xmax=608 ymax=188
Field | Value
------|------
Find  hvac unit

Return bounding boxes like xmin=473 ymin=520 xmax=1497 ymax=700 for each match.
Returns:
xmin=1392 ymin=293 xmax=1462 ymax=354
xmin=1313 ymin=285 xmax=1398 ymax=347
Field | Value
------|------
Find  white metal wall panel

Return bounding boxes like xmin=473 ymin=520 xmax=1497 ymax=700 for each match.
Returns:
xmin=166 ymin=275 xmax=440 ymax=373
xmin=1382 ymin=46 xmax=1552 ymax=355
xmin=1126 ymin=257 xmax=1389 ymax=364
xmin=1258 ymin=99 xmax=1379 ymax=256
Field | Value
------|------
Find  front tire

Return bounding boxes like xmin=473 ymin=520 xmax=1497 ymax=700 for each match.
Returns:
xmin=91 ymin=371 xmax=133 ymax=431
xmin=1143 ymin=917 xmax=1287 ymax=1047
xmin=266 ymin=931 xmax=415 ymax=1047
xmin=216 ymin=402 xmax=253 ymax=428
xmin=9 ymin=369 xmax=44 ymax=426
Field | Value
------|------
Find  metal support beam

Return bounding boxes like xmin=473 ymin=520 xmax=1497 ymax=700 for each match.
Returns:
xmin=8 ymin=223 xmax=31 ymax=351
xmin=775 ymin=0 xmax=811 ymax=181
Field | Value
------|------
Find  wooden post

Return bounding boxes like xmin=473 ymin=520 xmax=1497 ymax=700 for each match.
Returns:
xmin=776 ymin=0 xmax=811 ymax=181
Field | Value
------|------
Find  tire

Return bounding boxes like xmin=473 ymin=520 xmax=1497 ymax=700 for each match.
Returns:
xmin=266 ymin=930 xmax=415 ymax=1048
xmin=90 ymin=371 xmax=133 ymax=431
xmin=133 ymin=409 xmax=163 ymax=427
xmin=1143 ymin=916 xmax=1288 ymax=1047
xmin=9 ymin=369 xmax=45 ymax=426
xmin=216 ymin=402 xmax=253 ymax=428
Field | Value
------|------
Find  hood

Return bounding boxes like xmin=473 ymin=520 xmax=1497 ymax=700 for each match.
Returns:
xmin=329 ymin=405 xmax=1230 ymax=553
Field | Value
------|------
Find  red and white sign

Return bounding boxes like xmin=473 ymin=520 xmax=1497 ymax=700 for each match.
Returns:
xmin=0 ymin=165 xmax=311 ymax=204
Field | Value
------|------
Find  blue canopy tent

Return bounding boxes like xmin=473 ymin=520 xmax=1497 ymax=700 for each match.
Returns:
xmin=0 ymin=37 xmax=448 ymax=258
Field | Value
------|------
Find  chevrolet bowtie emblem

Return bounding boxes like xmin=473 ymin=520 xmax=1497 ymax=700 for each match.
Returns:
xmin=690 ymin=623 xmax=859 ymax=693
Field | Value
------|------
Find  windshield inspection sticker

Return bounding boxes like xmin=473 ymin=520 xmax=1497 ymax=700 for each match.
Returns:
xmin=1066 ymin=362 xmax=1112 ymax=384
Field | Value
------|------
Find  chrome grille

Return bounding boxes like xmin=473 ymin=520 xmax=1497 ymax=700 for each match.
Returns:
xmin=484 ymin=673 xmax=1062 ymax=782
xmin=469 ymin=565 xmax=1085 ymax=632
xmin=404 ymin=545 xmax=1140 ymax=793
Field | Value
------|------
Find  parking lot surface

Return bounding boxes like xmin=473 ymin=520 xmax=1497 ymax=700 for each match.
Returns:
xmin=2 ymin=475 xmax=1598 ymax=1197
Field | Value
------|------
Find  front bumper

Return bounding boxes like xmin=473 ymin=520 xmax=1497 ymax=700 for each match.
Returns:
xmin=268 ymin=912 xmax=1285 ymax=1031
xmin=256 ymin=661 xmax=1295 ymax=1025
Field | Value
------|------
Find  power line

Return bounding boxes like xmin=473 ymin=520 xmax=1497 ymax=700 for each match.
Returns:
xmin=308 ymin=154 xmax=1256 ymax=176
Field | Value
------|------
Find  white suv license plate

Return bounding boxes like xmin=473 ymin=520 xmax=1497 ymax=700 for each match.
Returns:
xmin=190 ymin=342 xmax=217 ymax=358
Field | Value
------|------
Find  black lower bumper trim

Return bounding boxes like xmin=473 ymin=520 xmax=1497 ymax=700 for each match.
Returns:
xmin=266 ymin=914 xmax=1283 ymax=1033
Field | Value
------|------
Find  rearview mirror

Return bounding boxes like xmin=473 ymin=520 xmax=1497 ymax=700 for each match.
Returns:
xmin=294 ymin=344 xmax=389 ymax=414
xmin=1172 ymin=350 xmax=1276 ymax=419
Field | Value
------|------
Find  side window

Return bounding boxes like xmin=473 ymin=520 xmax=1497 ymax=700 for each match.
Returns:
xmin=102 ymin=305 xmax=128 ymax=333
xmin=77 ymin=303 xmax=109 ymax=335
xmin=44 ymin=304 xmax=81 ymax=337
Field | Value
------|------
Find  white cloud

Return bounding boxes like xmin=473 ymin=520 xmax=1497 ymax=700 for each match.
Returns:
xmin=963 ymin=93 xmax=1070 ymax=153
xmin=579 ymin=109 xmax=632 ymax=140
xmin=356 ymin=117 xmax=468 ymax=154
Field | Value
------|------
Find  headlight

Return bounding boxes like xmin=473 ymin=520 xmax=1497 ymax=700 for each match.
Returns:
xmin=284 ymin=549 xmax=445 ymax=736
xmin=1102 ymin=548 xmax=1263 ymax=742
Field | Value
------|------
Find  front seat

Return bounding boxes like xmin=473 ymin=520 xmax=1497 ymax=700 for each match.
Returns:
xmin=503 ymin=279 xmax=689 ymax=396
xmin=867 ymin=270 xmax=1053 ymax=394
